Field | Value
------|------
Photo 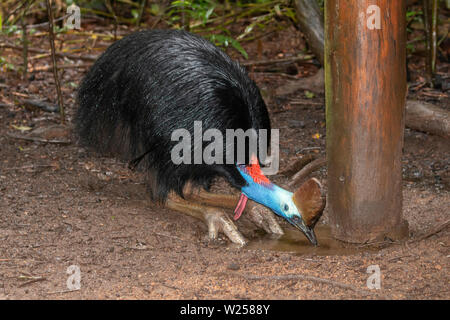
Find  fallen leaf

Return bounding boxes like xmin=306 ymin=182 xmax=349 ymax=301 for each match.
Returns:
xmin=12 ymin=125 xmax=32 ymax=132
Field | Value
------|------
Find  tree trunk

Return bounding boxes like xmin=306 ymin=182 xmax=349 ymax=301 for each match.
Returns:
xmin=325 ymin=0 xmax=409 ymax=243
xmin=406 ymin=100 xmax=450 ymax=138
xmin=290 ymin=1 xmax=449 ymax=138
xmin=295 ymin=0 xmax=325 ymax=65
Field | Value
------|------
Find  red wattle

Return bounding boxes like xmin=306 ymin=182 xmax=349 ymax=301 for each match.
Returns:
xmin=233 ymin=193 xmax=248 ymax=220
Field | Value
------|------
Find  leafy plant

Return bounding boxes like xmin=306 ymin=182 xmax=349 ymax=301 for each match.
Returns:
xmin=0 ymin=56 xmax=16 ymax=72
xmin=208 ymin=34 xmax=248 ymax=59
xmin=164 ymin=0 xmax=294 ymax=58
xmin=166 ymin=0 xmax=218 ymax=27
xmin=1 ymin=24 xmax=19 ymax=36
xmin=165 ymin=0 xmax=250 ymax=57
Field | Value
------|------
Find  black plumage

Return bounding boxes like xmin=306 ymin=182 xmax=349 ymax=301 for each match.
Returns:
xmin=75 ymin=29 xmax=270 ymax=202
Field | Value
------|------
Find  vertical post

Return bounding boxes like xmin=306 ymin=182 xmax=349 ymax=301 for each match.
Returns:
xmin=325 ymin=1 xmax=409 ymax=243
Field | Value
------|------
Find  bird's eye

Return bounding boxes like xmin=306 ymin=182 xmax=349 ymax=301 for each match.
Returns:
xmin=283 ymin=204 xmax=289 ymax=212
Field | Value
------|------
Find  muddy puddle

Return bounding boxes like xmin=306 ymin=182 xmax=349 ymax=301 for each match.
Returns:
xmin=245 ymin=224 xmax=374 ymax=256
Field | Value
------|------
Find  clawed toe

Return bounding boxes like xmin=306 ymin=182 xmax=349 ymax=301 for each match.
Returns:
xmin=247 ymin=204 xmax=284 ymax=235
xmin=204 ymin=209 xmax=247 ymax=246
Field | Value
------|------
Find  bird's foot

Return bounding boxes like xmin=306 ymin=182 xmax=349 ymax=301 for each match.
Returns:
xmin=246 ymin=204 xmax=284 ymax=235
xmin=204 ymin=208 xmax=247 ymax=246
xmin=167 ymin=191 xmax=283 ymax=245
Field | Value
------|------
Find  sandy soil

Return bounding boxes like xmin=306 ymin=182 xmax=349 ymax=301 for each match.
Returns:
xmin=0 ymin=25 xmax=449 ymax=300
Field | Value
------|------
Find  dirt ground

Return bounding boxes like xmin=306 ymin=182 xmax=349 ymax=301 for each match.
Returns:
xmin=0 ymin=24 xmax=449 ymax=300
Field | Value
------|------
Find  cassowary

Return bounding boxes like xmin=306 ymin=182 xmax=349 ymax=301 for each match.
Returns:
xmin=75 ymin=30 xmax=324 ymax=245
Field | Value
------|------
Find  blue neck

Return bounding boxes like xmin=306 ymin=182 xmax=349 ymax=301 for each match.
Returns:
xmin=237 ymin=166 xmax=295 ymax=219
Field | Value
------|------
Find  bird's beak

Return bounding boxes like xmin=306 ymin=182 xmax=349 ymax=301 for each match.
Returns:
xmin=288 ymin=215 xmax=318 ymax=246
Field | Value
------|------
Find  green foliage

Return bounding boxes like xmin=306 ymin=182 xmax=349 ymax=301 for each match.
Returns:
xmin=149 ymin=3 xmax=164 ymax=16
xmin=1 ymin=24 xmax=19 ymax=36
xmin=305 ymin=90 xmax=315 ymax=99
xmin=0 ymin=0 xmax=295 ymax=59
xmin=54 ymin=24 xmax=71 ymax=34
xmin=406 ymin=9 xmax=424 ymax=29
xmin=406 ymin=8 xmax=425 ymax=54
xmin=166 ymin=0 xmax=251 ymax=58
xmin=316 ymin=0 xmax=324 ymax=12
xmin=406 ymin=42 xmax=416 ymax=54
xmin=131 ymin=8 xmax=140 ymax=20
xmin=208 ymin=34 xmax=248 ymax=59
xmin=164 ymin=0 xmax=295 ymax=58
xmin=166 ymin=0 xmax=218 ymax=27
xmin=0 ymin=56 xmax=16 ymax=71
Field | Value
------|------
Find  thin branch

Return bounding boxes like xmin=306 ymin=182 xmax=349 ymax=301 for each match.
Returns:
xmin=46 ymin=289 xmax=80 ymax=295
xmin=0 ymin=43 xmax=98 ymax=61
xmin=3 ymin=0 xmax=26 ymax=26
xmin=29 ymin=62 xmax=91 ymax=72
xmin=105 ymin=0 xmax=119 ymax=41
xmin=22 ymin=99 xmax=59 ymax=113
xmin=8 ymin=14 xmax=71 ymax=30
xmin=288 ymin=157 xmax=327 ymax=188
xmin=410 ymin=220 xmax=450 ymax=242
xmin=6 ymin=132 xmax=71 ymax=145
xmin=423 ymin=0 xmax=438 ymax=83
xmin=136 ymin=0 xmax=147 ymax=27
xmin=45 ymin=0 xmax=65 ymax=124
xmin=20 ymin=0 xmax=32 ymax=78
xmin=18 ymin=276 xmax=47 ymax=287
xmin=279 ymin=154 xmax=316 ymax=177
xmin=240 ymin=55 xmax=314 ymax=67
xmin=290 ymin=99 xmax=324 ymax=106
xmin=430 ymin=0 xmax=438 ymax=75
xmin=249 ymin=71 xmax=299 ymax=80
xmin=228 ymin=272 xmax=385 ymax=298
xmin=4 ymin=164 xmax=56 ymax=171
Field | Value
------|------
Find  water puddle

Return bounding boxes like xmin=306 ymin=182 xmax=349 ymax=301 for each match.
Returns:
xmin=246 ymin=225 xmax=373 ymax=256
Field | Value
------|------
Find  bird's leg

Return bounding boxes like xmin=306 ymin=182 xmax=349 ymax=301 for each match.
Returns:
xmin=184 ymin=186 xmax=284 ymax=235
xmin=166 ymin=193 xmax=247 ymax=245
